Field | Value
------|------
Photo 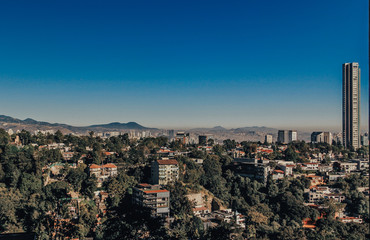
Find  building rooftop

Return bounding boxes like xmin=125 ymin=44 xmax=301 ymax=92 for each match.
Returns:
xmin=157 ymin=159 xmax=178 ymax=165
xmin=89 ymin=164 xmax=101 ymax=169
xmin=143 ymin=189 xmax=169 ymax=194
xmin=102 ymin=163 xmax=117 ymax=168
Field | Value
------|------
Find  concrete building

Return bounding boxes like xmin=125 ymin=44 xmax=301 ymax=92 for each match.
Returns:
xmin=151 ymin=159 xmax=179 ymax=185
xmin=278 ymin=130 xmax=297 ymax=144
xmin=311 ymin=132 xmax=332 ymax=145
xmin=265 ymin=134 xmax=273 ymax=144
xmin=360 ymin=134 xmax=369 ymax=146
xmin=343 ymin=62 xmax=361 ymax=149
xmin=230 ymin=158 xmax=271 ymax=183
xmin=132 ymin=183 xmax=170 ymax=217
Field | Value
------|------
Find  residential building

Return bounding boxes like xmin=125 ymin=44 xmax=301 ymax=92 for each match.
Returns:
xmin=300 ymin=163 xmax=319 ymax=171
xmin=132 ymin=183 xmax=170 ymax=217
xmin=151 ymin=159 xmax=179 ymax=185
xmin=351 ymin=159 xmax=369 ymax=171
xmin=338 ymin=162 xmax=358 ymax=173
xmin=311 ymin=132 xmax=332 ymax=145
xmin=279 ymin=164 xmax=295 ymax=176
xmin=343 ymin=62 xmax=361 ymax=149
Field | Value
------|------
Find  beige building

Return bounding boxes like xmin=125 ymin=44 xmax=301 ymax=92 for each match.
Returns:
xmin=151 ymin=159 xmax=179 ymax=185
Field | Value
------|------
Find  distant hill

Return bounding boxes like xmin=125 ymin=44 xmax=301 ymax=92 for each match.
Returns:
xmin=89 ymin=122 xmax=149 ymax=130
xmin=0 ymin=115 xmax=153 ymax=133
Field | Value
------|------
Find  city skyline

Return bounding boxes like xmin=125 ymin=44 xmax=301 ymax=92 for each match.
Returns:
xmin=0 ymin=0 xmax=368 ymax=130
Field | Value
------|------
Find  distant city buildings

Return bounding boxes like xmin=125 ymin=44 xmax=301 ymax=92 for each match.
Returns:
xmin=342 ymin=62 xmax=361 ymax=149
xmin=264 ymin=134 xmax=273 ymax=144
xmin=198 ymin=135 xmax=208 ymax=145
xmin=175 ymin=132 xmax=190 ymax=144
xmin=151 ymin=159 xmax=179 ymax=185
xmin=311 ymin=132 xmax=332 ymax=145
xmin=168 ymin=129 xmax=175 ymax=139
xmin=360 ymin=134 xmax=368 ymax=146
xmin=277 ymin=130 xmax=297 ymax=144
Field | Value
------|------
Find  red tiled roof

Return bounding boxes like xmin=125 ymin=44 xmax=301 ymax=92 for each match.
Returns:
xmin=274 ymin=170 xmax=284 ymax=174
xmin=89 ymin=164 xmax=101 ymax=169
xmin=103 ymin=163 xmax=117 ymax=168
xmin=143 ymin=189 xmax=169 ymax=194
xmin=157 ymin=159 xmax=178 ymax=165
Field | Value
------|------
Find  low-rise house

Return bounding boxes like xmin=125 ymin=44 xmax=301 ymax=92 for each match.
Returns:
xmin=272 ymin=170 xmax=285 ymax=180
xmin=190 ymin=158 xmax=204 ymax=165
xmin=309 ymin=186 xmax=343 ymax=203
xmin=103 ymin=163 xmax=118 ymax=176
xmin=62 ymin=152 xmax=74 ymax=161
xmin=340 ymin=217 xmax=363 ymax=223
xmin=307 ymin=175 xmax=324 ymax=187
xmin=89 ymin=164 xmax=102 ymax=178
xmin=193 ymin=207 xmax=211 ymax=216
xmin=339 ymin=162 xmax=358 ymax=173
xmin=324 ymin=193 xmax=346 ymax=203
xmin=301 ymin=163 xmax=319 ymax=171
xmin=89 ymin=163 xmax=118 ymax=186
xmin=318 ymin=164 xmax=333 ymax=173
xmin=213 ymin=209 xmax=245 ymax=228
xmin=328 ymin=174 xmax=347 ymax=182
xmin=351 ymin=159 xmax=369 ymax=171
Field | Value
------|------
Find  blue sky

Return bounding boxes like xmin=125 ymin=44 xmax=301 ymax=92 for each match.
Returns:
xmin=0 ymin=0 xmax=368 ymax=130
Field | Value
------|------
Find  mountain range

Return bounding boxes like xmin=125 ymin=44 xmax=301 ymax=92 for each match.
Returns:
xmin=0 ymin=115 xmax=152 ymax=133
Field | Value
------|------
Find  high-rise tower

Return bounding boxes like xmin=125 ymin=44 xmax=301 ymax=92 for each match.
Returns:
xmin=342 ymin=62 xmax=361 ymax=149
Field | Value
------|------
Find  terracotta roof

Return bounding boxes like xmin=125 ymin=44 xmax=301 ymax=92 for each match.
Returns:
xmin=274 ymin=170 xmax=284 ymax=174
xmin=89 ymin=164 xmax=101 ymax=169
xmin=143 ymin=189 xmax=169 ymax=194
xmin=157 ymin=159 xmax=178 ymax=165
xmin=286 ymin=165 xmax=295 ymax=167
xmin=103 ymin=163 xmax=117 ymax=168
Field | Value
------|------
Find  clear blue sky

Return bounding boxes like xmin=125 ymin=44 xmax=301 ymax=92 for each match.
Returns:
xmin=0 ymin=0 xmax=368 ymax=130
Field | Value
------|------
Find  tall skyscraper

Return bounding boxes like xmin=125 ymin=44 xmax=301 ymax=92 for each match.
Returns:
xmin=277 ymin=130 xmax=297 ymax=144
xmin=342 ymin=62 xmax=361 ymax=149
xmin=311 ymin=132 xmax=332 ymax=145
